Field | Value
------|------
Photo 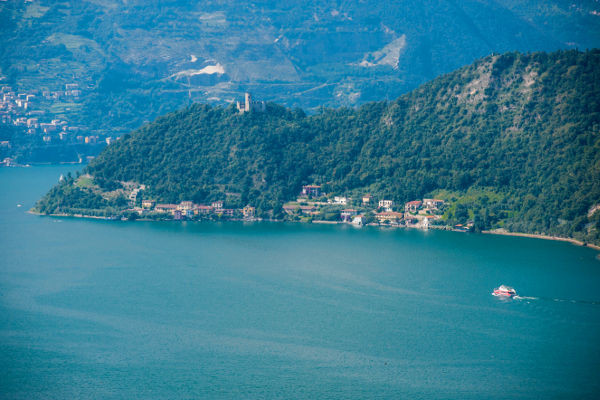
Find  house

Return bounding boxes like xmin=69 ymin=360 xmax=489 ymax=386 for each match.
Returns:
xmin=178 ymin=201 xmax=194 ymax=211
xmin=142 ymin=200 xmax=155 ymax=209
xmin=404 ymin=200 xmax=422 ymax=213
xmin=155 ymin=204 xmax=178 ymax=214
xmin=423 ymin=199 xmax=444 ymax=210
xmin=301 ymin=185 xmax=321 ymax=197
xmin=195 ymin=205 xmax=213 ymax=214
xmin=334 ymin=196 xmax=347 ymax=205
xmin=375 ymin=212 xmax=403 ymax=224
xmin=243 ymin=205 xmax=256 ymax=218
xmin=378 ymin=199 xmax=393 ymax=211
xmin=211 ymin=201 xmax=224 ymax=210
xmin=340 ymin=209 xmax=358 ymax=222
xmin=174 ymin=209 xmax=183 ymax=220
xmin=221 ymin=209 xmax=235 ymax=217
xmin=128 ymin=188 xmax=141 ymax=202
xmin=362 ymin=195 xmax=371 ymax=204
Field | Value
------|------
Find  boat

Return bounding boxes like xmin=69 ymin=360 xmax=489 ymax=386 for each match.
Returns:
xmin=493 ymin=285 xmax=516 ymax=297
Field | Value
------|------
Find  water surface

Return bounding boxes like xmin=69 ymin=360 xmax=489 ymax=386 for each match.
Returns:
xmin=1 ymin=166 xmax=599 ymax=399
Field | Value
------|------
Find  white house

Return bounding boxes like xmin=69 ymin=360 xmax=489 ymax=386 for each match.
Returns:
xmin=378 ymin=199 xmax=393 ymax=211
xmin=334 ymin=196 xmax=347 ymax=205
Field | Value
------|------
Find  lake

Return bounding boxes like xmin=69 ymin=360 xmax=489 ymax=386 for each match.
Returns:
xmin=1 ymin=165 xmax=599 ymax=399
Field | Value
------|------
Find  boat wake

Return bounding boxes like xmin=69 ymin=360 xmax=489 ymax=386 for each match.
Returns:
xmin=513 ymin=295 xmax=600 ymax=305
xmin=513 ymin=295 xmax=538 ymax=300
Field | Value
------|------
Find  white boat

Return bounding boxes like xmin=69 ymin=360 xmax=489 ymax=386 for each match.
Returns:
xmin=493 ymin=285 xmax=516 ymax=297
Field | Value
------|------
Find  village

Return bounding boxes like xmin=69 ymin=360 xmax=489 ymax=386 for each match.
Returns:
xmin=125 ymin=183 xmax=472 ymax=231
xmin=0 ymin=83 xmax=113 ymax=165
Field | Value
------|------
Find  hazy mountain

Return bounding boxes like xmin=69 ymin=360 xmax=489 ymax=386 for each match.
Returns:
xmin=2 ymin=0 xmax=600 ymax=135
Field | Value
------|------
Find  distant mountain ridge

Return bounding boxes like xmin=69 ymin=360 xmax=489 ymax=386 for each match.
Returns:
xmin=2 ymin=0 xmax=600 ymax=136
xmin=36 ymin=49 xmax=600 ymax=245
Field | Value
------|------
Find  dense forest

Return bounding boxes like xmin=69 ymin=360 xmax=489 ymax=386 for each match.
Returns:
xmin=36 ymin=50 xmax=600 ymax=244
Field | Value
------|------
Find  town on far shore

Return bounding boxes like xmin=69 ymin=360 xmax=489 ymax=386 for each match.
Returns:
xmin=121 ymin=182 xmax=472 ymax=232
xmin=0 ymin=83 xmax=117 ymax=167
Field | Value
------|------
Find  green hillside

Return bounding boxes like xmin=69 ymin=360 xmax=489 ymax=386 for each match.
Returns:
xmin=36 ymin=50 xmax=600 ymax=244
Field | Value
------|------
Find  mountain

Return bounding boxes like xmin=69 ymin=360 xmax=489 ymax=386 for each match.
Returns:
xmin=1 ymin=0 xmax=600 ymax=141
xmin=35 ymin=49 xmax=600 ymax=245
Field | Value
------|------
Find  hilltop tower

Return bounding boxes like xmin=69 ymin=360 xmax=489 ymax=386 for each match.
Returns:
xmin=245 ymin=92 xmax=251 ymax=111
xmin=237 ymin=92 xmax=265 ymax=114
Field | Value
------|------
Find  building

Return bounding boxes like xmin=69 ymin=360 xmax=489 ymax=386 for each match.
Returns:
xmin=178 ymin=201 xmax=194 ymax=211
xmin=378 ymin=199 xmax=393 ymax=211
xmin=195 ymin=205 xmax=213 ymax=214
xmin=142 ymin=200 xmax=155 ymax=209
xmin=128 ymin=187 xmax=142 ymax=203
xmin=211 ymin=201 xmax=224 ymax=210
xmin=362 ymin=195 xmax=371 ymax=204
xmin=155 ymin=204 xmax=178 ymax=214
xmin=236 ymin=92 xmax=265 ymax=113
xmin=376 ymin=211 xmax=403 ymax=224
xmin=221 ymin=209 xmax=235 ymax=217
xmin=404 ymin=200 xmax=423 ymax=213
xmin=423 ymin=199 xmax=444 ymax=210
xmin=40 ymin=123 xmax=56 ymax=133
xmin=340 ymin=209 xmax=358 ymax=222
xmin=301 ymin=185 xmax=322 ymax=197
xmin=334 ymin=196 xmax=347 ymax=205
xmin=173 ymin=210 xmax=183 ymax=220
xmin=243 ymin=205 xmax=256 ymax=218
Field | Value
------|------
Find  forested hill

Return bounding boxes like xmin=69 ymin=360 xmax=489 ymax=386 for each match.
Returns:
xmin=38 ymin=49 xmax=600 ymax=244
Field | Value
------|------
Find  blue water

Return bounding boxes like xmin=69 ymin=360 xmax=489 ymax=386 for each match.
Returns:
xmin=1 ymin=166 xmax=600 ymax=399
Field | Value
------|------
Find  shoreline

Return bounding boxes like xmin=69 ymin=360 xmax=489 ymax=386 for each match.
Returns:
xmin=482 ymin=230 xmax=600 ymax=251
xmin=28 ymin=211 xmax=600 ymax=252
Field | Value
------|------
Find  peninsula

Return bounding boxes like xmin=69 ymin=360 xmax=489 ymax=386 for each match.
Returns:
xmin=34 ymin=50 xmax=600 ymax=247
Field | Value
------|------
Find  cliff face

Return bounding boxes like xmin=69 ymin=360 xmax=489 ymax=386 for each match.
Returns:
xmin=36 ymin=50 xmax=600 ymax=244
